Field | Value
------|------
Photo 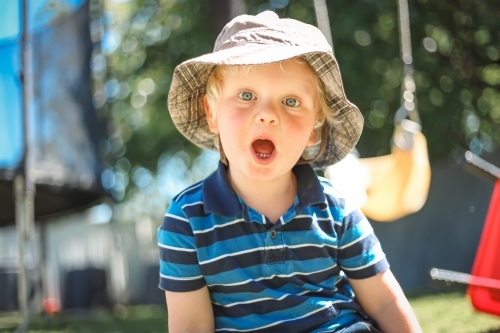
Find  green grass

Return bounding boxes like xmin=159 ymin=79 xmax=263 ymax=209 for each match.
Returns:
xmin=408 ymin=292 xmax=500 ymax=333
xmin=0 ymin=305 xmax=168 ymax=333
xmin=1 ymin=292 xmax=500 ymax=332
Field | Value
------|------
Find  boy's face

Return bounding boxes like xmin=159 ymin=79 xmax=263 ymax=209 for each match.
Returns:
xmin=204 ymin=59 xmax=319 ymax=183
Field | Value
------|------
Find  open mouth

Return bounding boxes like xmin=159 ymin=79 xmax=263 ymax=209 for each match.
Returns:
xmin=252 ymin=139 xmax=275 ymax=159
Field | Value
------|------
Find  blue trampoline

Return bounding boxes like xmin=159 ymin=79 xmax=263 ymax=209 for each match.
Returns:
xmin=0 ymin=0 xmax=105 ymax=226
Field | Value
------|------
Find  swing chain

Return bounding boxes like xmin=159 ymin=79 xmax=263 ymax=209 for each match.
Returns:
xmin=313 ymin=0 xmax=334 ymax=51
xmin=397 ymin=0 xmax=421 ymax=125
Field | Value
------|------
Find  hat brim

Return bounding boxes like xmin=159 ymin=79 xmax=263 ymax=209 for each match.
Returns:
xmin=168 ymin=45 xmax=363 ymax=168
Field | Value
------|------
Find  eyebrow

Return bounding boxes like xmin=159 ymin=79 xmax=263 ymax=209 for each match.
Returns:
xmin=288 ymin=79 xmax=316 ymax=96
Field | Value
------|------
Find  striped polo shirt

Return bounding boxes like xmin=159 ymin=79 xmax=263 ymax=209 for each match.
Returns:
xmin=158 ymin=161 xmax=389 ymax=333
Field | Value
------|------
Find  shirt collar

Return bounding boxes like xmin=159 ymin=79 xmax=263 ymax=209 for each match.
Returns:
xmin=203 ymin=161 xmax=327 ymax=217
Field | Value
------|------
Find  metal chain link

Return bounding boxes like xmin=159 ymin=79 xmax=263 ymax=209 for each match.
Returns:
xmin=313 ymin=0 xmax=334 ymax=51
xmin=397 ymin=0 xmax=421 ymax=125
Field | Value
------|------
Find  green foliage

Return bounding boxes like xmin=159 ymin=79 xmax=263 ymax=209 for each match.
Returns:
xmin=93 ymin=0 xmax=500 ymax=202
xmin=315 ymin=0 xmax=500 ymax=159
xmin=98 ymin=0 xmax=212 ymax=167
xmin=92 ymin=0 xmax=216 ymax=202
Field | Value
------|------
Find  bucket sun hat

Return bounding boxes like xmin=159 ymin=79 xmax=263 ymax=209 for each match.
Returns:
xmin=168 ymin=11 xmax=364 ymax=168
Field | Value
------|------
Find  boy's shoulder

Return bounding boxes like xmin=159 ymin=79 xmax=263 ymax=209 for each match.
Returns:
xmin=171 ymin=179 xmax=204 ymax=205
xmin=168 ymin=180 xmax=207 ymax=221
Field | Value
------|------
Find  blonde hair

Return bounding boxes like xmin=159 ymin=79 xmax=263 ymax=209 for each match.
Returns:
xmin=204 ymin=58 xmax=337 ymax=164
xmin=205 ymin=59 xmax=336 ymax=126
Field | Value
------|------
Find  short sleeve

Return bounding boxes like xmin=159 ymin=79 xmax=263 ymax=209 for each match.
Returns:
xmin=157 ymin=199 xmax=206 ymax=292
xmin=337 ymin=204 xmax=390 ymax=280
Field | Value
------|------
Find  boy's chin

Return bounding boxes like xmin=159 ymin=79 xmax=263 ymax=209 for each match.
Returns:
xmin=227 ymin=159 xmax=296 ymax=182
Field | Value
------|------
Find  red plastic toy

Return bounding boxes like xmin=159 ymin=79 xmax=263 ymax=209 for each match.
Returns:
xmin=468 ymin=179 xmax=500 ymax=316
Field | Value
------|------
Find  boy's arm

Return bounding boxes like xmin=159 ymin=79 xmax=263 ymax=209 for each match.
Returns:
xmin=348 ymin=269 xmax=422 ymax=333
xmin=165 ymin=286 xmax=214 ymax=333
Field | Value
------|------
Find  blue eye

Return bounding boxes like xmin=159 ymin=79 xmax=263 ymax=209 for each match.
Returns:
xmin=239 ymin=92 xmax=254 ymax=101
xmin=284 ymin=97 xmax=300 ymax=107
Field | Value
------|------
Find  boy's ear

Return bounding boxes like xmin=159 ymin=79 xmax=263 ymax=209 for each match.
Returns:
xmin=306 ymin=129 xmax=319 ymax=147
xmin=203 ymin=95 xmax=218 ymax=134
xmin=306 ymin=122 xmax=322 ymax=146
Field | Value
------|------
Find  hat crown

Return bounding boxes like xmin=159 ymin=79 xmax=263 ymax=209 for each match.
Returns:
xmin=214 ymin=11 xmax=332 ymax=54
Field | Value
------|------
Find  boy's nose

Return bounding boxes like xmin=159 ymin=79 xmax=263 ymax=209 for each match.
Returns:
xmin=255 ymin=103 xmax=279 ymax=125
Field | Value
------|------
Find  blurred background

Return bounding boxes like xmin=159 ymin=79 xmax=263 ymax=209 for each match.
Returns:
xmin=1 ymin=0 xmax=500 ymax=331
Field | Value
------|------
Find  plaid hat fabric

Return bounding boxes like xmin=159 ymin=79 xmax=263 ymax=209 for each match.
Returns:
xmin=168 ymin=11 xmax=363 ymax=167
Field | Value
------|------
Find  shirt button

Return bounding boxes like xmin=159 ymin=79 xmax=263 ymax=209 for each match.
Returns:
xmin=270 ymin=230 xmax=277 ymax=239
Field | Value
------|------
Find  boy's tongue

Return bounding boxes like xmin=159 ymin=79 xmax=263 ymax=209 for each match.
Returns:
xmin=252 ymin=139 xmax=274 ymax=154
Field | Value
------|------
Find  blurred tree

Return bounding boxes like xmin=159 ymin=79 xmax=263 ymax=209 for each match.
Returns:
xmin=92 ymin=0 xmax=500 ymax=205
xmin=91 ymin=0 xmax=213 ymax=204
xmin=247 ymin=0 xmax=500 ymax=162
xmin=210 ymin=0 xmax=232 ymax=40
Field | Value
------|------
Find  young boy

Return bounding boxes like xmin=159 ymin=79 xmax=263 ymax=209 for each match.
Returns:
xmin=158 ymin=11 xmax=422 ymax=333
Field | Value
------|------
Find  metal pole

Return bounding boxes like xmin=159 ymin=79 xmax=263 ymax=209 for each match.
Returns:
xmin=313 ymin=0 xmax=334 ymax=51
xmin=14 ymin=177 xmax=29 ymax=333
xmin=22 ymin=1 xmax=35 ymax=196
xmin=14 ymin=0 xmax=36 ymax=331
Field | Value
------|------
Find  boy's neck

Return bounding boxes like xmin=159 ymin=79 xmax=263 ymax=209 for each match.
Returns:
xmin=227 ymin=167 xmax=297 ymax=224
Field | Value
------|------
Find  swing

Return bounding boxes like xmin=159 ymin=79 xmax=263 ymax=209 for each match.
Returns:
xmin=358 ymin=120 xmax=431 ymax=221
xmin=317 ymin=0 xmax=431 ymax=222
